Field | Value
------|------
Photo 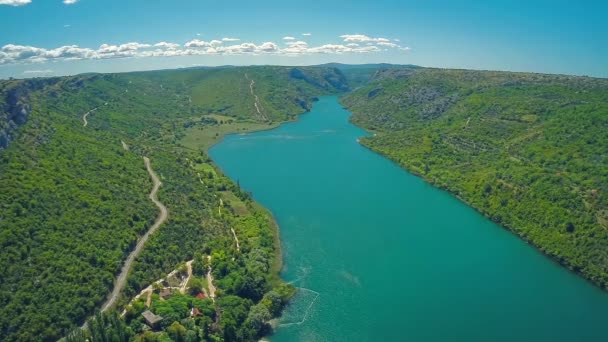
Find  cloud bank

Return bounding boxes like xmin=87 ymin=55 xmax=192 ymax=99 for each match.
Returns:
xmin=0 ymin=0 xmax=31 ymax=6
xmin=0 ymin=0 xmax=77 ymax=5
xmin=0 ymin=34 xmax=410 ymax=66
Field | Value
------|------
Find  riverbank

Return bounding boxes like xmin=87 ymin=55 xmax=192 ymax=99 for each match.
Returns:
xmin=360 ymin=136 xmax=607 ymax=290
xmin=181 ymin=110 xmax=319 ymax=153
xmin=182 ymin=100 xmax=327 ymax=278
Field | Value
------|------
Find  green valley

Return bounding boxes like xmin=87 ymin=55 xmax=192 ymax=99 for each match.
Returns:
xmin=2 ymin=63 xmax=608 ymax=341
xmin=0 ymin=66 xmax=347 ymax=341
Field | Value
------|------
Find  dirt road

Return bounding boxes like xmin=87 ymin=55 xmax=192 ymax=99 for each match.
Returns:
xmin=100 ymin=156 xmax=168 ymax=312
xmin=82 ymin=107 xmax=98 ymax=127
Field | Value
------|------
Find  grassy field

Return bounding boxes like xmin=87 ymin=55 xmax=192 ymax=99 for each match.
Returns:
xmin=181 ymin=120 xmax=279 ymax=151
xmin=219 ymin=191 xmax=250 ymax=216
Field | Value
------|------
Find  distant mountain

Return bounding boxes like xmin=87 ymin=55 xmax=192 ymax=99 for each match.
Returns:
xmin=315 ymin=62 xmax=419 ymax=70
xmin=316 ymin=63 xmax=420 ymax=88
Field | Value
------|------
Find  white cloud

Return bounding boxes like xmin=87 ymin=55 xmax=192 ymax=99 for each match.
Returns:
xmin=377 ymin=42 xmax=398 ymax=48
xmin=63 ymin=0 xmax=79 ymax=4
xmin=223 ymin=43 xmax=257 ymax=54
xmin=154 ymin=42 xmax=180 ymax=50
xmin=23 ymin=69 xmax=53 ymax=74
xmin=0 ymin=0 xmax=31 ymax=6
xmin=2 ymin=44 xmax=46 ymax=60
xmin=286 ymin=41 xmax=308 ymax=47
xmin=0 ymin=33 xmax=409 ymax=66
xmin=340 ymin=34 xmax=391 ymax=43
xmin=302 ymin=33 xmax=312 ymax=36
xmin=44 ymin=45 xmax=96 ymax=60
xmin=282 ymin=36 xmax=296 ymax=41
xmin=184 ymin=39 xmax=223 ymax=48
xmin=97 ymin=42 xmax=151 ymax=58
xmin=306 ymin=43 xmax=385 ymax=54
xmin=185 ymin=39 xmax=213 ymax=48
xmin=258 ymin=42 xmax=279 ymax=53
xmin=283 ymin=41 xmax=309 ymax=55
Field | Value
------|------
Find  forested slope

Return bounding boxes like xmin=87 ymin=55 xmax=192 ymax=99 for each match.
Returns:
xmin=0 ymin=66 xmax=347 ymax=341
xmin=342 ymin=68 xmax=608 ymax=287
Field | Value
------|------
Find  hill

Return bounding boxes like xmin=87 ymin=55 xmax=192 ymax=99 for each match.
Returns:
xmin=0 ymin=66 xmax=347 ymax=341
xmin=342 ymin=68 xmax=608 ymax=288
xmin=316 ymin=63 xmax=419 ymax=89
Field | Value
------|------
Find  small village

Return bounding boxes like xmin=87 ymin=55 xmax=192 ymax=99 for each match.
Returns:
xmin=122 ymin=256 xmax=217 ymax=331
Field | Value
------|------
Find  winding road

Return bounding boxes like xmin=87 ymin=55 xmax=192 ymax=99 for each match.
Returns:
xmin=231 ymin=228 xmax=240 ymax=252
xmin=245 ymin=73 xmax=268 ymax=121
xmin=206 ymin=256 xmax=217 ymax=302
xmin=180 ymin=260 xmax=194 ymax=294
xmin=82 ymin=107 xmax=98 ymax=127
xmin=100 ymin=156 xmax=168 ymax=312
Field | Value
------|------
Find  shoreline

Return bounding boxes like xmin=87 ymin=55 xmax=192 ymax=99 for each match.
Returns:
xmin=202 ymin=108 xmax=314 ymax=153
xmin=201 ymin=97 xmax=341 ymax=339
xmin=203 ymin=97 xmax=332 ymax=275
xmin=201 ymin=96 xmax=328 ymax=153
xmin=202 ymin=98 xmax=327 ymax=302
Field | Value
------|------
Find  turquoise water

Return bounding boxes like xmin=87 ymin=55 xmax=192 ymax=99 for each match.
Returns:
xmin=209 ymin=96 xmax=608 ymax=341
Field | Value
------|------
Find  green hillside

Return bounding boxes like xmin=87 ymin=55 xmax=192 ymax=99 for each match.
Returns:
xmin=342 ymin=68 xmax=608 ymax=287
xmin=0 ymin=66 xmax=347 ymax=341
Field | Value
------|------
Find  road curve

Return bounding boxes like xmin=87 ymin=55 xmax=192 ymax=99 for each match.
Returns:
xmin=100 ymin=156 xmax=168 ymax=312
xmin=82 ymin=108 xmax=97 ymax=127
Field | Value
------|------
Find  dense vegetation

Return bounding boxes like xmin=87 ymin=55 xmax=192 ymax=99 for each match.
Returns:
xmin=7 ymin=63 xmax=607 ymax=341
xmin=0 ymin=66 xmax=347 ymax=341
xmin=342 ymin=68 xmax=608 ymax=287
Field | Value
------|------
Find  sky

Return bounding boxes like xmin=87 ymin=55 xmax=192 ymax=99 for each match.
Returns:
xmin=0 ymin=0 xmax=606 ymax=79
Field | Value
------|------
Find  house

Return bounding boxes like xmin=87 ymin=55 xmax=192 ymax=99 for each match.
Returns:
xmin=196 ymin=292 xmax=206 ymax=300
xmin=142 ymin=310 xmax=163 ymax=329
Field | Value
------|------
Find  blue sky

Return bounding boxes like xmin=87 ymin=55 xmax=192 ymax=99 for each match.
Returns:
xmin=0 ymin=0 xmax=606 ymax=78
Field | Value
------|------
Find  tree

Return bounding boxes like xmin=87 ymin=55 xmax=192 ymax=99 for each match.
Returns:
xmin=66 ymin=311 xmax=131 ymax=342
xmin=167 ymin=321 xmax=187 ymax=342
xmin=245 ymin=303 xmax=271 ymax=334
xmin=566 ymin=222 xmax=575 ymax=233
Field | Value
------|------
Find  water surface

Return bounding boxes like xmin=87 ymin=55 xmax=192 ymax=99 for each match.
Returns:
xmin=209 ymin=96 xmax=608 ymax=341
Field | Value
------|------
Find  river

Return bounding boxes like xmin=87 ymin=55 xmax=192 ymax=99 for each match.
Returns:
xmin=209 ymin=96 xmax=608 ymax=341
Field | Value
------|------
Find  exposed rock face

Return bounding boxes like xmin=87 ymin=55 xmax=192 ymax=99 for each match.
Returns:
xmin=0 ymin=78 xmax=58 ymax=151
xmin=289 ymin=67 xmax=350 ymax=92
xmin=367 ymin=87 xmax=383 ymax=98
xmin=0 ymin=86 xmax=30 ymax=150
xmin=371 ymin=68 xmax=417 ymax=81
xmin=293 ymin=97 xmax=310 ymax=111
xmin=323 ymin=71 xmax=350 ymax=92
